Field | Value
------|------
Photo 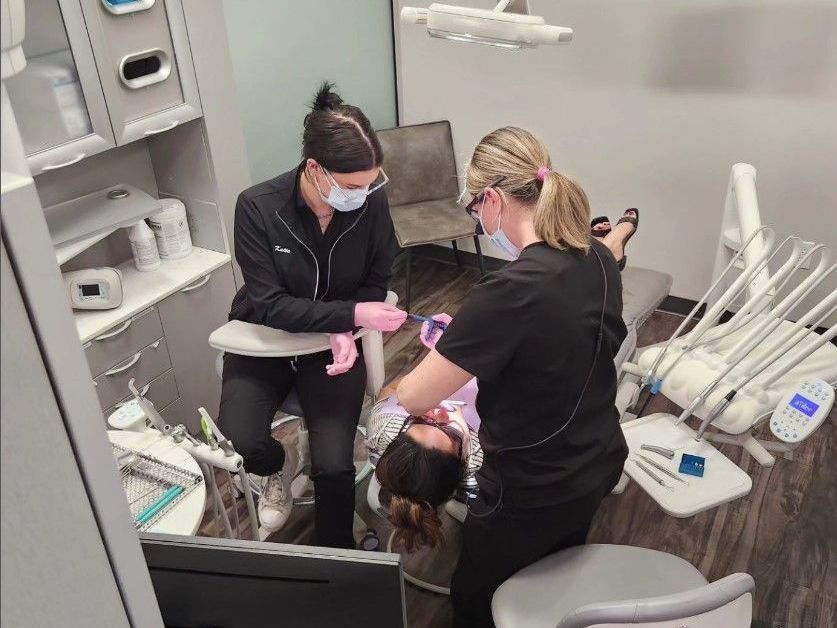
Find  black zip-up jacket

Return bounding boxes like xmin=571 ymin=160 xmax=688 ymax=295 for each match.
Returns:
xmin=229 ymin=166 xmax=397 ymax=333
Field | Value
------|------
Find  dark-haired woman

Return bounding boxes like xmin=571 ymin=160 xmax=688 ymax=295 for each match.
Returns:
xmin=366 ymin=381 xmax=483 ymax=549
xmin=218 ymin=83 xmax=405 ymax=548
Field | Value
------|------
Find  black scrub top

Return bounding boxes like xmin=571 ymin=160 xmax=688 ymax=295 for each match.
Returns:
xmin=436 ymin=240 xmax=629 ymax=507
xmin=295 ymin=179 xmax=352 ymax=300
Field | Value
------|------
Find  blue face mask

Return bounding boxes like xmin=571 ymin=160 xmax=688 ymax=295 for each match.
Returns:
xmin=318 ymin=168 xmax=369 ymax=212
xmin=479 ymin=199 xmax=521 ymax=259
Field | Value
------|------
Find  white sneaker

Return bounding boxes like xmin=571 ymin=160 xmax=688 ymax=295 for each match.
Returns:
xmin=257 ymin=445 xmax=299 ymax=532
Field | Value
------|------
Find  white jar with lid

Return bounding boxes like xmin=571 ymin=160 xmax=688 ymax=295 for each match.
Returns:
xmin=148 ymin=198 xmax=193 ymax=260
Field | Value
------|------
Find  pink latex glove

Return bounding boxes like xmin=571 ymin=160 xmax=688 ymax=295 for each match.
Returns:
xmin=420 ymin=313 xmax=453 ymax=350
xmin=326 ymin=332 xmax=358 ymax=376
xmin=354 ymin=302 xmax=408 ymax=332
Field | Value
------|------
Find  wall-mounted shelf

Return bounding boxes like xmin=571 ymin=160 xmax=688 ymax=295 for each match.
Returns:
xmin=45 ymin=183 xmax=161 ymax=249
xmin=55 ymin=228 xmax=116 ymax=265
xmin=74 ymin=247 xmax=230 ymax=343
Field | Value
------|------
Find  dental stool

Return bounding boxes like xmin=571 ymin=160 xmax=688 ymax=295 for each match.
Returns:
xmin=208 ymin=291 xmax=397 ymax=532
xmin=492 ymin=544 xmax=754 ymax=628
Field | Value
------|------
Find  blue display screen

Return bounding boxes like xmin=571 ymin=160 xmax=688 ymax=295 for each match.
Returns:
xmin=789 ymin=394 xmax=819 ymax=418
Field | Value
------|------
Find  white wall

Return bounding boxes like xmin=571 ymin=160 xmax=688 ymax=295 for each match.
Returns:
xmin=393 ymin=0 xmax=837 ymax=322
xmin=222 ymin=0 xmax=398 ymax=184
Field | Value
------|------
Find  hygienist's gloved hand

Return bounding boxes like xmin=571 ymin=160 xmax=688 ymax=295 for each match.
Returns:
xmin=354 ymin=302 xmax=407 ymax=332
xmin=326 ymin=332 xmax=358 ymax=376
xmin=420 ymin=313 xmax=453 ymax=350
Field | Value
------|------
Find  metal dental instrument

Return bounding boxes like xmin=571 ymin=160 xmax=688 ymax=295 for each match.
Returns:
xmin=693 ymin=316 xmax=837 ymax=441
xmin=640 ymin=444 xmax=675 ymax=459
xmin=677 ymin=265 xmax=836 ymax=430
xmin=637 ymin=454 xmax=690 ymax=485
xmin=628 ymin=227 xmax=776 ymax=418
xmin=408 ymin=313 xmax=448 ymax=341
xmin=633 ymin=458 xmax=674 ymax=491
xmin=199 ymin=407 xmax=235 ymax=456
xmin=654 ymin=235 xmax=802 ymax=384
xmin=128 ymin=378 xmax=172 ymax=434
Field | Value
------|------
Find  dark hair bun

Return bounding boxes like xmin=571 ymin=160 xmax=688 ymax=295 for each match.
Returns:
xmin=311 ymin=81 xmax=344 ymax=112
xmin=302 ymin=81 xmax=383 ymax=172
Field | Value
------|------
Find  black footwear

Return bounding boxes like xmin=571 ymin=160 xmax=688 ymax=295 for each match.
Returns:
xmin=591 ymin=215 xmax=611 ymax=237
xmin=615 ymin=208 xmax=639 ymax=270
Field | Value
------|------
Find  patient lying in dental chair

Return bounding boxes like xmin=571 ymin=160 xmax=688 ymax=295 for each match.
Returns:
xmin=366 ymin=379 xmax=483 ymax=551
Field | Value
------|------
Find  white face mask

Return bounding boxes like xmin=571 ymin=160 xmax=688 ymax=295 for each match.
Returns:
xmin=316 ymin=168 xmax=369 ymax=212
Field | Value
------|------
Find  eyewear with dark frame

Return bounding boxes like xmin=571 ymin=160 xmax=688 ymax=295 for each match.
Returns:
xmin=398 ymin=415 xmax=465 ymax=460
xmin=464 ymin=176 xmax=507 ymax=221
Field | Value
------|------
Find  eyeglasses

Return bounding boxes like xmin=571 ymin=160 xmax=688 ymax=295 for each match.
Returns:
xmin=464 ymin=176 xmax=506 ymax=221
xmin=398 ymin=415 xmax=465 ymax=460
xmin=324 ymin=168 xmax=389 ymax=198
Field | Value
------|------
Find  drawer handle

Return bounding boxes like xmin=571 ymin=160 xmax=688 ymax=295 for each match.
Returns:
xmin=181 ymin=274 xmax=212 ymax=293
xmin=42 ymin=153 xmax=86 ymax=171
xmin=104 ymin=352 xmax=141 ymax=376
xmin=95 ymin=318 xmax=133 ymax=341
xmin=144 ymin=120 xmax=179 ymax=136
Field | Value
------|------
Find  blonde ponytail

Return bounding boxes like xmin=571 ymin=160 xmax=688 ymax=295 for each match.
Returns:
xmin=465 ymin=126 xmax=591 ymax=251
xmin=388 ymin=494 xmax=445 ymax=552
xmin=534 ymin=170 xmax=591 ymax=250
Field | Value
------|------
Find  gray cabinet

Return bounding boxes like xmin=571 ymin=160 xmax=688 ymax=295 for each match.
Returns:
xmin=157 ymin=263 xmax=235 ymax=432
xmin=5 ymin=0 xmax=116 ymax=175
xmin=80 ymin=0 xmax=202 ymax=145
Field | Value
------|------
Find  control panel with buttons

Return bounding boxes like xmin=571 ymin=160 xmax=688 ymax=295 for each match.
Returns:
xmin=769 ymin=379 xmax=834 ymax=444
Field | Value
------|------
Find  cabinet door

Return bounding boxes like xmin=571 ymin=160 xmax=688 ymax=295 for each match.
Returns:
xmin=80 ymin=0 xmax=202 ymax=146
xmin=157 ymin=263 xmax=234 ymax=432
xmin=5 ymin=0 xmax=116 ymax=176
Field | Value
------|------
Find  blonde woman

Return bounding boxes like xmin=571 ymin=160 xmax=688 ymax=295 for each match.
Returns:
xmin=395 ymin=127 xmax=629 ymax=627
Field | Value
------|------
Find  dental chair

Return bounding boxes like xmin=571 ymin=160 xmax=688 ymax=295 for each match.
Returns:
xmin=208 ymin=291 xmax=397 ymax=538
xmin=492 ymin=544 xmax=754 ymax=628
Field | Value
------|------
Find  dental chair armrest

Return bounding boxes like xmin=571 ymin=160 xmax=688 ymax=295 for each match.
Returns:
xmin=208 ymin=291 xmax=398 ymax=358
xmin=557 ymin=573 xmax=755 ymax=628
xmin=208 ymin=292 xmax=396 ymax=398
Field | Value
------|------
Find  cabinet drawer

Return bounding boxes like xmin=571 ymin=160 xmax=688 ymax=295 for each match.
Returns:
xmin=159 ymin=398 xmax=185 ymax=428
xmin=85 ymin=307 xmax=163 ymax=377
xmin=94 ymin=336 xmax=171 ymax=409
xmin=158 ymin=263 xmax=235 ymax=433
xmin=81 ymin=0 xmax=201 ymax=144
xmin=103 ymin=368 xmax=180 ymax=421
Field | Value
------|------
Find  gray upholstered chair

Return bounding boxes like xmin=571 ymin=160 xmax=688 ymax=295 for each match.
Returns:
xmin=377 ymin=120 xmax=485 ymax=311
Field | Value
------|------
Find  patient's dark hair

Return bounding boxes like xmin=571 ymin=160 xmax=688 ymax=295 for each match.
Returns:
xmin=302 ymin=81 xmax=383 ymax=173
xmin=375 ymin=425 xmax=463 ymax=552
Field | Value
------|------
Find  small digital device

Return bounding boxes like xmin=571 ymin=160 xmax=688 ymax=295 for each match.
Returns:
xmin=770 ymin=378 xmax=834 ymax=444
xmin=63 ymin=267 xmax=123 ymax=310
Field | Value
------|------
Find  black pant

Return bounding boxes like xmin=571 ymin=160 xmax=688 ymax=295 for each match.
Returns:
xmin=218 ymin=349 xmax=366 ymax=549
xmin=451 ymin=472 xmax=620 ymax=628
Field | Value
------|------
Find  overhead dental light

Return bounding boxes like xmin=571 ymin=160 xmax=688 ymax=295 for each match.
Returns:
xmin=400 ymin=0 xmax=572 ymax=50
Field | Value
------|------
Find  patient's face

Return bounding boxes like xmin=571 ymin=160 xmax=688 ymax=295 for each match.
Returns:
xmin=405 ymin=408 xmax=469 ymax=459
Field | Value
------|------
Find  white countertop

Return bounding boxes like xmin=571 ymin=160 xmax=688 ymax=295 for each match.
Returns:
xmin=75 ymin=247 xmax=230 ymax=343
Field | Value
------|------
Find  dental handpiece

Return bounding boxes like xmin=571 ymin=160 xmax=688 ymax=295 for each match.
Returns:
xmin=636 ymin=454 xmax=689 ymax=485
xmin=640 ymin=444 xmax=675 ymax=459
xmin=633 ymin=459 xmax=674 ymax=490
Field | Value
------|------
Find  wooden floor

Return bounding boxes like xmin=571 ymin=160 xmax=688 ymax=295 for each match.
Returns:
xmin=198 ymin=256 xmax=836 ymax=628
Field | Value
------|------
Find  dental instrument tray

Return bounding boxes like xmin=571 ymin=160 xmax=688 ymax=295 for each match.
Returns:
xmin=621 ymin=413 xmax=752 ymax=517
xmin=112 ymin=443 xmax=203 ymax=531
